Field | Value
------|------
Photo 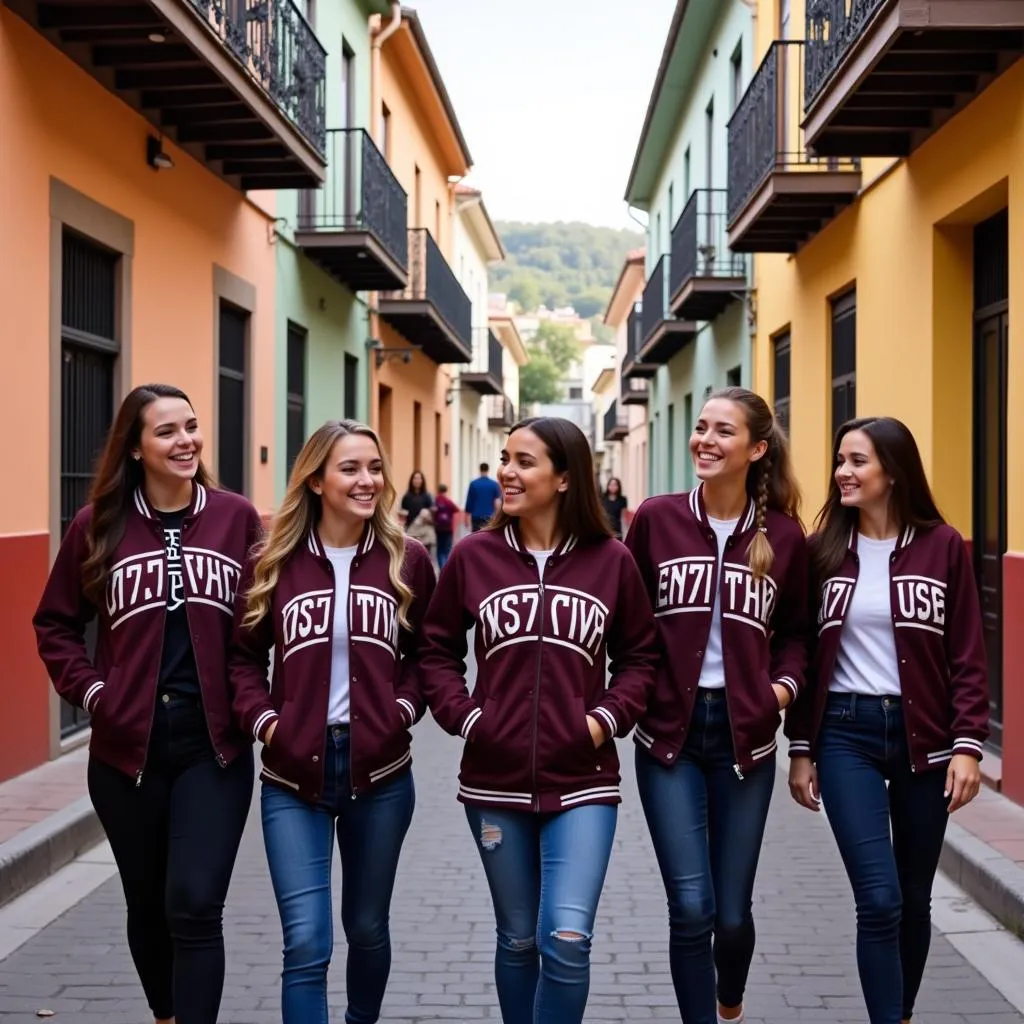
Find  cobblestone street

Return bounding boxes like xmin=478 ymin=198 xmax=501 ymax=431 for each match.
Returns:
xmin=0 ymin=719 xmax=1021 ymax=1023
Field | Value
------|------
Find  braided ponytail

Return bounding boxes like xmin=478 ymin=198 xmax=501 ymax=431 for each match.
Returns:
xmin=748 ymin=451 xmax=774 ymax=581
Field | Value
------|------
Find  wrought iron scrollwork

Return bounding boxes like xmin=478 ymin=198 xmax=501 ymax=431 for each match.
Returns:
xmin=805 ymin=0 xmax=887 ymax=110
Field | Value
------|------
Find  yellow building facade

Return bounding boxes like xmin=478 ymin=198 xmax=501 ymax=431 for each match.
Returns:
xmin=737 ymin=0 xmax=1024 ymax=798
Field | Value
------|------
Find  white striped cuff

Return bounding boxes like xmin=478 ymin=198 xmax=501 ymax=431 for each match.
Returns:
xmin=253 ymin=709 xmax=278 ymax=742
xmin=952 ymin=737 xmax=985 ymax=759
xmin=590 ymin=706 xmax=618 ymax=739
xmin=83 ymin=681 xmax=104 ymax=713
xmin=788 ymin=740 xmax=811 ymax=756
xmin=396 ymin=698 xmax=416 ymax=727
xmin=775 ymin=676 xmax=799 ymax=702
xmin=461 ymin=707 xmax=483 ymax=739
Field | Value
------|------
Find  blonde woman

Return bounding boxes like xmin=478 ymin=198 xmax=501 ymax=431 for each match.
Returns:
xmin=229 ymin=420 xmax=436 ymax=1024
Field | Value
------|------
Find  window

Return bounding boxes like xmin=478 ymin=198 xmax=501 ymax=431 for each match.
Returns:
xmin=344 ymin=353 xmax=358 ymax=419
xmin=730 ymin=45 xmax=743 ymax=111
xmin=773 ymin=331 xmax=791 ymax=432
xmin=568 ymin=386 xmax=583 ymax=401
xmin=683 ymin=147 xmax=691 ymax=200
xmin=286 ymin=322 xmax=306 ymax=476
xmin=381 ymin=103 xmax=391 ymax=159
xmin=218 ymin=301 xmax=249 ymax=496
xmin=413 ymin=400 xmax=422 ymax=472
xmin=340 ymin=41 xmax=354 ymax=127
xmin=831 ymin=292 xmax=856 ymax=441
xmin=726 ymin=365 xmax=741 ymax=387
xmin=705 ymin=100 xmax=714 ymax=188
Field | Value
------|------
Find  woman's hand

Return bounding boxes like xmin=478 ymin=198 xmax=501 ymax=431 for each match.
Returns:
xmin=788 ymin=756 xmax=820 ymax=812
xmin=772 ymin=683 xmax=792 ymax=710
xmin=945 ymin=754 xmax=982 ymax=812
xmin=586 ymin=715 xmax=605 ymax=748
xmin=264 ymin=720 xmax=277 ymax=747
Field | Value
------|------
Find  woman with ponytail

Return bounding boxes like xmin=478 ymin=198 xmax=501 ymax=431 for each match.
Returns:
xmin=624 ymin=387 xmax=810 ymax=1024
xmin=229 ymin=420 xmax=435 ymax=1024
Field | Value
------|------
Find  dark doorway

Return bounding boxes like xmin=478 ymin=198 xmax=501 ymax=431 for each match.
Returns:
xmin=218 ymin=302 xmax=249 ymax=495
xmin=973 ymin=208 xmax=1008 ymax=747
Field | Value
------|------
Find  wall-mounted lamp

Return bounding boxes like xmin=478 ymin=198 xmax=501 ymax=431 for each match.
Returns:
xmin=367 ymin=338 xmax=420 ymax=368
xmin=146 ymin=136 xmax=174 ymax=171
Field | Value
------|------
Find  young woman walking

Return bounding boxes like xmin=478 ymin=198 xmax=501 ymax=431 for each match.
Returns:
xmin=229 ymin=420 xmax=435 ymax=1024
xmin=420 ymin=416 xmax=659 ymax=1024
xmin=601 ymin=476 xmax=629 ymax=539
xmin=34 ymin=383 xmax=262 ymax=1024
xmin=787 ymin=416 xmax=988 ymax=1024
xmin=624 ymin=386 xmax=810 ymax=1024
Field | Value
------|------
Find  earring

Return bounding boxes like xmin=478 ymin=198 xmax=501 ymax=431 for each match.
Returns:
xmin=132 ymin=453 xmax=141 ymax=461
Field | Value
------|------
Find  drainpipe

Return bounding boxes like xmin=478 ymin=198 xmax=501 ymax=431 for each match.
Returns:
xmin=367 ymin=2 xmax=401 ymax=429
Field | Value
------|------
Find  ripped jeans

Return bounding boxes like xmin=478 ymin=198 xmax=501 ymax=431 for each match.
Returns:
xmin=464 ymin=803 xmax=617 ymax=1024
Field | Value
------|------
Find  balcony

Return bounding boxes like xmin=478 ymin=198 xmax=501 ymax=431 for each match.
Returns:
xmin=295 ymin=129 xmax=407 ymax=291
xmin=621 ymin=376 xmax=649 ymax=406
xmin=639 ymin=256 xmax=696 ymax=365
xmin=804 ymin=0 xmax=1024 ymax=158
xmin=604 ymin=400 xmax=628 ymax=443
xmin=460 ymin=328 xmax=504 ymax=395
xmin=621 ymin=304 xmax=656 ymax=382
xmin=14 ymin=0 xmax=327 ymax=189
xmin=487 ymin=394 xmax=516 ymax=429
xmin=727 ymin=41 xmax=862 ymax=253
xmin=378 ymin=229 xmax=472 ymax=364
xmin=670 ymin=189 xmax=747 ymax=322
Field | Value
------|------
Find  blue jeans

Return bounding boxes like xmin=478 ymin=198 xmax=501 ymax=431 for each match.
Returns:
xmin=464 ymin=802 xmax=617 ymax=1024
xmin=635 ymin=688 xmax=775 ymax=1024
xmin=261 ymin=726 xmax=415 ymax=1024
xmin=817 ymin=692 xmax=950 ymax=1024
xmin=436 ymin=530 xmax=453 ymax=569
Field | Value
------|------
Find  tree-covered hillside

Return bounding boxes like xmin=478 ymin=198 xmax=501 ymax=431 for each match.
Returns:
xmin=492 ymin=221 xmax=643 ymax=319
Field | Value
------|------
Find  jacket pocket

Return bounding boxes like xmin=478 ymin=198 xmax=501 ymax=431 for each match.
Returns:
xmin=90 ymin=666 xmax=123 ymax=731
xmin=261 ymin=700 xmax=301 ymax=783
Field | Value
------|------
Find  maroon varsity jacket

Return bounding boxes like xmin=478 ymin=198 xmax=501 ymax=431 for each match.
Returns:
xmin=624 ymin=485 xmax=810 ymax=777
xmin=419 ymin=522 xmax=659 ymax=813
xmin=33 ymin=483 xmax=263 ymax=782
xmin=785 ymin=524 xmax=989 ymax=770
xmin=229 ymin=523 xmax=436 ymax=802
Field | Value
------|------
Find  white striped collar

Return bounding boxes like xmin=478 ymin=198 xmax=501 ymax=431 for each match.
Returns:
xmin=503 ymin=521 xmax=577 ymax=557
xmin=847 ymin=523 xmax=916 ymax=552
xmin=306 ymin=521 xmax=376 ymax=559
xmin=689 ymin=483 xmax=756 ymax=535
xmin=133 ymin=482 xmax=207 ymax=520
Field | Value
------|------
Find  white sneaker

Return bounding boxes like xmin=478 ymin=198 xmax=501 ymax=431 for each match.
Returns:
xmin=717 ymin=1010 xmax=744 ymax=1024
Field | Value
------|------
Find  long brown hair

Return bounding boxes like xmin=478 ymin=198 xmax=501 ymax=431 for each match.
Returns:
xmin=243 ymin=420 xmax=413 ymax=629
xmin=489 ymin=417 xmax=613 ymax=545
xmin=813 ymin=416 xmax=944 ymax=579
xmin=703 ymin=387 xmax=801 ymax=580
xmin=82 ymin=383 xmax=214 ymax=605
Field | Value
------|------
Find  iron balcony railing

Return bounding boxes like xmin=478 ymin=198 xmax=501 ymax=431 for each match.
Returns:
xmin=727 ymin=40 xmax=859 ymax=225
xmin=400 ymin=229 xmax=472 ymax=347
xmin=641 ymin=255 xmax=672 ymax=344
xmin=805 ymin=0 xmax=887 ymax=110
xmin=297 ymin=128 xmax=407 ymax=269
xmin=189 ymin=0 xmax=327 ymax=154
xmin=621 ymin=376 xmax=649 ymax=401
xmin=603 ymin=399 xmax=627 ymax=441
xmin=670 ymin=189 xmax=746 ymax=296
xmin=487 ymin=394 xmax=516 ymax=428
xmin=623 ymin=303 xmax=644 ymax=371
xmin=465 ymin=327 xmax=504 ymax=379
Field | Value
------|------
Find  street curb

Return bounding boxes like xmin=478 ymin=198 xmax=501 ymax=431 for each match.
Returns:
xmin=0 ymin=796 xmax=103 ymax=910
xmin=940 ymin=819 xmax=1024 ymax=938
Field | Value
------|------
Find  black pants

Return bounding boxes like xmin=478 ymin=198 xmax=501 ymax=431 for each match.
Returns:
xmin=88 ymin=695 xmax=254 ymax=1024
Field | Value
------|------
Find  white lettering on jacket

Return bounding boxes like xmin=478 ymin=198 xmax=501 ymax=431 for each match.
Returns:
xmin=281 ymin=588 xmax=333 ymax=660
xmin=818 ymin=577 xmax=855 ymax=633
xmin=106 ymin=546 xmax=241 ymax=628
xmin=894 ymin=575 xmax=946 ymax=635
xmin=478 ymin=585 xmax=608 ymax=666
xmin=656 ymin=556 xmax=777 ymax=634
xmin=720 ymin=563 xmax=777 ymax=634
xmin=350 ymin=585 xmax=399 ymax=655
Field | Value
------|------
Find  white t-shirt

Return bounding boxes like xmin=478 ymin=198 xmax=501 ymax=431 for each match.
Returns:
xmin=325 ymin=544 xmax=359 ymax=724
xmin=696 ymin=515 xmax=739 ymax=690
xmin=529 ymin=548 xmax=555 ymax=580
xmin=830 ymin=534 xmax=901 ymax=696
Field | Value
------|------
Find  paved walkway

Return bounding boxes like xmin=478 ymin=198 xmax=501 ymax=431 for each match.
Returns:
xmin=0 ymin=722 xmax=1022 ymax=1023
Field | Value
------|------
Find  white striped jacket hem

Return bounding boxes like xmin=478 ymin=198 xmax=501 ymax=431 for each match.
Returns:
xmin=369 ymin=748 xmax=411 ymax=783
xmin=83 ymin=681 xmax=105 ymax=713
xmin=952 ymin=737 xmax=985 ymax=758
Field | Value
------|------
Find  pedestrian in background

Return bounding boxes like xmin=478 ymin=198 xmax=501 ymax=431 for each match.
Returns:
xmin=624 ymin=387 xmax=809 ymax=1024
xmin=787 ymin=417 xmax=987 ymax=1024
xmin=229 ymin=419 xmax=435 ymax=1024
xmin=465 ymin=461 xmax=502 ymax=531
xmin=400 ymin=469 xmax=436 ymax=564
xmin=420 ymin=416 xmax=658 ymax=1024
xmin=601 ymin=476 xmax=628 ymax=539
xmin=433 ymin=483 xmax=459 ymax=570
xmin=34 ymin=383 xmax=262 ymax=1024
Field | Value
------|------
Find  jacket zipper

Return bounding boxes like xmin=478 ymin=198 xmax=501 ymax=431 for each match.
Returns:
xmin=530 ymin=562 xmax=546 ymax=812
xmin=182 ymin=583 xmax=227 ymax=770
xmin=713 ymin=532 xmax=745 ymax=780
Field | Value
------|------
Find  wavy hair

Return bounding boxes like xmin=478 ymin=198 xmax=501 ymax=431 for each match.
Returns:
xmin=703 ymin=387 xmax=801 ymax=580
xmin=243 ymin=420 xmax=412 ymax=629
xmin=82 ymin=383 xmax=214 ymax=605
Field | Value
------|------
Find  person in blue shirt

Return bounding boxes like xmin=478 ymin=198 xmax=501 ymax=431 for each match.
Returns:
xmin=465 ymin=462 xmax=502 ymax=532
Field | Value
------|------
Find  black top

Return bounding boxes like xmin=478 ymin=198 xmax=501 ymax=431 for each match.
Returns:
xmin=157 ymin=508 xmax=201 ymax=699
xmin=402 ymin=490 xmax=434 ymax=528
xmin=602 ymin=494 xmax=628 ymax=538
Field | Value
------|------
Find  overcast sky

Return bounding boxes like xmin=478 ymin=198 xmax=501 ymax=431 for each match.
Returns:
xmin=406 ymin=0 xmax=676 ymax=229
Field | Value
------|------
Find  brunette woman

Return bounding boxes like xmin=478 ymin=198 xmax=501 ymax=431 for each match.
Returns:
xmin=229 ymin=420 xmax=435 ymax=1024
xmin=401 ymin=469 xmax=436 ymax=563
xmin=420 ymin=416 xmax=659 ymax=1024
xmin=601 ymin=477 xmax=628 ymax=539
xmin=624 ymin=387 xmax=809 ymax=1024
xmin=787 ymin=417 xmax=987 ymax=1024
xmin=33 ymin=383 xmax=261 ymax=1024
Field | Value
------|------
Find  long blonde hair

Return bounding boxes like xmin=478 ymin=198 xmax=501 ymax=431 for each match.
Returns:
xmin=243 ymin=420 xmax=414 ymax=629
